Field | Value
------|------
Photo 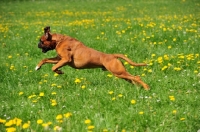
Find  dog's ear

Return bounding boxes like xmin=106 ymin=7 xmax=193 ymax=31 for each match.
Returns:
xmin=44 ymin=26 xmax=51 ymax=40
xmin=44 ymin=26 xmax=50 ymax=34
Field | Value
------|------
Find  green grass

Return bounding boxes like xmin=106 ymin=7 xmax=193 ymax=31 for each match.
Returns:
xmin=0 ymin=0 xmax=200 ymax=131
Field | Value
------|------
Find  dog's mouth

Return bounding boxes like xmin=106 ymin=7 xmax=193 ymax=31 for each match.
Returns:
xmin=42 ymin=49 xmax=48 ymax=53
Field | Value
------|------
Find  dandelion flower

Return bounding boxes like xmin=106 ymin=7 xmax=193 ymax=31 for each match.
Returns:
xmin=51 ymin=92 xmax=57 ymax=95
xmin=180 ymin=118 xmax=185 ymax=121
xmin=6 ymin=127 xmax=16 ymax=132
xmin=37 ymin=119 xmax=43 ymax=124
xmin=88 ymin=125 xmax=95 ymax=130
xmin=19 ymin=92 xmax=24 ymax=96
xmin=64 ymin=112 xmax=72 ymax=118
xmin=74 ymin=78 xmax=81 ymax=83
xmin=118 ymin=94 xmax=123 ymax=97
xmin=54 ymin=126 xmax=62 ymax=131
xmin=56 ymin=115 xmax=63 ymax=120
xmin=103 ymin=129 xmax=108 ymax=132
xmin=5 ymin=120 xmax=13 ymax=127
xmin=39 ymin=92 xmax=44 ymax=97
xmin=107 ymin=74 xmax=113 ymax=77
xmin=51 ymin=83 xmax=57 ymax=87
xmin=0 ymin=118 xmax=6 ymax=124
xmin=57 ymin=85 xmax=62 ymax=88
xmin=81 ymin=85 xmax=86 ymax=89
xmin=108 ymin=91 xmax=114 ymax=95
xmin=8 ymin=55 xmax=12 ymax=59
xmin=131 ymin=100 xmax=136 ymax=104
xmin=124 ymin=62 xmax=128 ymax=65
xmin=141 ymin=73 xmax=146 ymax=77
xmin=84 ymin=119 xmax=91 ymax=124
xmin=22 ymin=123 xmax=30 ymax=129
xmin=112 ymin=97 xmax=116 ymax=101
xmin=54 ymin=73 xmax=59 ymax=77
xmin=172 ymin=110 xmax=177 ymax=114
xmin=51 ymin=100 xmax=57 ymax=106
xmin=169 ymin=96 xmax=175 ymax=101
xmin=139 ymin=111 xmax=144 ymax=115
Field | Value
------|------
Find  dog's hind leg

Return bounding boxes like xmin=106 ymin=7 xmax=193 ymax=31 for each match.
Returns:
xmin=104 ymin=58 xmax=149 ymax=90
xmin=114 ymin=72 xmax=149 ymax=90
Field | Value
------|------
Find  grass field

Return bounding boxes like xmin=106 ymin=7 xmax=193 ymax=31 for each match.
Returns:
xmin=0 ymin=0 xmax=200 ymax=131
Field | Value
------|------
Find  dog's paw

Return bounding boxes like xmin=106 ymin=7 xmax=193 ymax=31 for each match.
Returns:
xmin=55 ymin=70 xmax=64 ymax=74
xmin=35 ymin=66 xmax=40 ymax=70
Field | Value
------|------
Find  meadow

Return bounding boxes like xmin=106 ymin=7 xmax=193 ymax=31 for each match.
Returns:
xmin=0 ymin=0 xmax=200 ymax=131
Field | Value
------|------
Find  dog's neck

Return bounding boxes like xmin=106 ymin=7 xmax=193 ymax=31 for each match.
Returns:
xmin=52 ymin=34 xmax=69 ymax=46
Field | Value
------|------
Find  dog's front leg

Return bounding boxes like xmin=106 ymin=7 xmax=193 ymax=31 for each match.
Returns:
xmin=35 ymin=56 xmax=61 ymax=71
xmin=51 ymin=59 xmax=69 ymax=74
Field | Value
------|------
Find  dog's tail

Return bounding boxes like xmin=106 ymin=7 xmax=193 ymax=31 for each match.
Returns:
xmin=114 ymin=54 xmax=147 ymax=66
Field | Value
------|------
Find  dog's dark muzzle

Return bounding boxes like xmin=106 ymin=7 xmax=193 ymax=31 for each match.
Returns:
xmin=38 ymin=42 xmax=48 ymax=53
xmin=38 ymin=42 xmax=42 ymax=48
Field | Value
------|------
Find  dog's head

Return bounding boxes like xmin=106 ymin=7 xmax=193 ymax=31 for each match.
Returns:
xmin=38 ymin=26 xmax=56 ymax=53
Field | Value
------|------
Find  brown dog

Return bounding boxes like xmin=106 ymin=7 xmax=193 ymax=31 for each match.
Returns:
xmin=35 ymin=26 xmax=149 ymax=90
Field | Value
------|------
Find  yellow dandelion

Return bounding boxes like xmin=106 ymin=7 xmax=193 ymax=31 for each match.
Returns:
xmin=56 ymin=115 xmax=63 ymax=120
xmin=139 ymin=111 xmax=144 ymax=115
xmin=122 ymin=129 xmax=126 ymax=132
xmin=180 ymin=118 xmax=185 ymax=121
xmin=51 ymin=92 xmax=57 ymax=95
xmin=54 ymin=73 xmax=59 ymax=77
xmin=174 ymin=67 xmax=181 ymax=71
xmin=108 ymin=91 xmax=114 ymax=95
xmin=88 ymin=125 xmax=95 ymax=130
xmin=64 ymin=112 xmax=72 ymax=118
xmin=131 ymin=99 xmax=136 ymax=104
xmin=51 ymin=100 xmax=57 ymax=106
xmin=172 ymin=110 xmax=177 ymax=114
xmin=162 ymin=66 xmax=168 ymax=71
xmin=51 ymin=83 xmax=57 ymax=87
xmin=19 ymin=92 xmax=24 ymax=96
xmin=14 ymin=118 xmax=22 ymax=126
xmin=6 ymin=127 xmax=16 ymax=132
xmin=8 ymin=55 xmax=12 ymax=59
xmin=124 ymin=61 xmax=128 ymax=65
xmin=39 ymin=92 xmax=44 ymax=97
xmin=112 ymin=97 xmax=116 ymax=101
xmin=141 ymin=73 xmax=146 ymax=77
xmin=107 ymin=74 xmax=113 ymax=77
xmin=0 ymin=118 xmax=6 ymax=124
xmin=74 ymin=78 xmax=81 ymax=83
xmin=37 ymin=119 xmax=43 ymax=124
xmin=169 ymin=96 xmax=175 ymax=101
xmin=118 ymin=94 xmax=123 ymax=97
xmin=42 ymin=123 xmax=49 ymax=128
xmin=5 ymin=120 xmax=13 ymax=127
xmin=103 ymin=129 xmax=108 ymax=132
xmin=81 ymin=85 xmax=86 ymax=89
xmin=84 ymin=119 xmax=91 ymax=124
xmin=151 ymin=54 xmax=156 ymax=57
xmin=22 ymin=123 xmax=30 ymax=129
xmin=54 ymin=126 xmax=62 ymax=131
xmin=168 ymin=45 xmax=172 ymax=49
xmin=57 ymin=85 xmax=62 ymax=88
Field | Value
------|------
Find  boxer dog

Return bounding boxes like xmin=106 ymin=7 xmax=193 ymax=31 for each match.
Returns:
xmin=35 ymin=26 xmax=149 ymax=90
